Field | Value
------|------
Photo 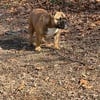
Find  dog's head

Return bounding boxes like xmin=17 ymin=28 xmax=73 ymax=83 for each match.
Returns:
xmin=54 ymin=12 xmax=67 ymax=29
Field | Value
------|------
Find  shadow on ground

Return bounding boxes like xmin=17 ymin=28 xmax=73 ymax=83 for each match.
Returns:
xmin=0 ymin=30 xmax=35 ymax=51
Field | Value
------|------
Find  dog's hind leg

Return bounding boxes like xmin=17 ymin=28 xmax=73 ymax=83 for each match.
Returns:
xmin=28 ymin=21 xmax=34 ymax=46
xmin=35 ymin=30 xmax=43 ymax=51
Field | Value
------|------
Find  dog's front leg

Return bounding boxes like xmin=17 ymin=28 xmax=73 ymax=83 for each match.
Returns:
xmin=54 ymin=30 xmax=61 ymax=49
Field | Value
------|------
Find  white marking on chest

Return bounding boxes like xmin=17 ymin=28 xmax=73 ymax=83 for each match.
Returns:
xmin=47 ymin=28 xmax=59 ymax=36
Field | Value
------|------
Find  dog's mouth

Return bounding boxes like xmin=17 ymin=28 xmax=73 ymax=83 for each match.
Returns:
xmin=56 ymin=18 xmax=68 ymax=29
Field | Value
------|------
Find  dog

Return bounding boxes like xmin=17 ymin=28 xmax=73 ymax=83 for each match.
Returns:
xmin=47 ymin=11 xmax=67 ymax=49
xmin=28 ymin=8 xmax=67 ymax=51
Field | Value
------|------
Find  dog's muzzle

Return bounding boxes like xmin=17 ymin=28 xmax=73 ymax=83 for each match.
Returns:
xmin=56 ymin=18 xmax=68 ymax=29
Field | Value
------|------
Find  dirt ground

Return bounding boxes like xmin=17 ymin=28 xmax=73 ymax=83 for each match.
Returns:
xmin=0 ymin=0 xmax=100 ymax=100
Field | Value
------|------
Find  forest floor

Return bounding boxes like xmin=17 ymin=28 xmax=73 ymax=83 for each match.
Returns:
xmin=0 ymin=0 xmax=100 ymax=100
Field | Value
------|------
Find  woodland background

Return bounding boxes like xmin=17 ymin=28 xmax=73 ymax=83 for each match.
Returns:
xmin=0 ymin=0 xmax=100 ymax=100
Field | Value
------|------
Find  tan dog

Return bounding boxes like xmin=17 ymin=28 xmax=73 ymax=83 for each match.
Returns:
xmin=28 ymin=8 xmax=67 ymax=51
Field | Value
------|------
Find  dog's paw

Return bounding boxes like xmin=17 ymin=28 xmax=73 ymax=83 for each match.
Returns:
xmin=35 ymin=46 xmax=42 ymax=51
xmin=54 ymin=45 xmax=60 ymax=50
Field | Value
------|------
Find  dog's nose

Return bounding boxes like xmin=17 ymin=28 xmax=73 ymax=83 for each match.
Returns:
xmin=63 ymin=19 xmax=69 ymax=29
xmin=62 ymin=19 xmax=68 ymax=29
xmin=64 ymin=24 xmax=68 ymax=29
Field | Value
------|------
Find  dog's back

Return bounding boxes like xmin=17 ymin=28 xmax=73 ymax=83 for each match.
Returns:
xmin=29 ymin=9 xmax=55 ymax=30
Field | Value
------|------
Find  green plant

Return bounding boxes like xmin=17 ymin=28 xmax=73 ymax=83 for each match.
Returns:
xmin=50 ymin=0 xmax=58 ymax=4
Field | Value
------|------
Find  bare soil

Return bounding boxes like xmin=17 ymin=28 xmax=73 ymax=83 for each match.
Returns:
xmin=0 ymin=0 xmax=100 ymax=100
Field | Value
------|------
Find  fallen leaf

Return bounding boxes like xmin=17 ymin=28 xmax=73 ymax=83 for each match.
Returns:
xmin=94 ymin=21 xmax=100 ymax=25
xmin=29 ymin=87 xmax=37 ymax=94
xmin=34 ymin=63 xmax=44 ymax=70
xmin=90 ymin=23 xmax=96 ymax=27
xmin=17 ymin=80 xmax=25 ymax=90
xmin=79 ymin=79 xmax=93 ymax=89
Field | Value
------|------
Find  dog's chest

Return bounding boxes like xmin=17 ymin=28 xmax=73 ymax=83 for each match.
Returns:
xmin=46 ymin=28 xmax=59 ymax=36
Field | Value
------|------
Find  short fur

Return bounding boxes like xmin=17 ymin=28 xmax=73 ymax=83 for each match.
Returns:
xmin=28 ymin=8 xmax=66 ymax=51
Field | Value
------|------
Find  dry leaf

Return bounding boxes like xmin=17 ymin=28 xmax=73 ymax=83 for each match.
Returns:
xmin=95 ymin=21 xmax=100 ymax=25
xmin=90 ymin=23 xmax=96 ymax=27
xmin=17 ymin=80 xmax=25 ymax=90
xmin=29 ymin=87 xmax=37 ymax=94
xmin=80 ymin=79 xmax=93 ymax=89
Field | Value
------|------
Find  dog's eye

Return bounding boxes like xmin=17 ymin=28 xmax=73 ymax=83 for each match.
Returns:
xmin=56 ymin=19 xmax=60 ymax=21
xmin=60 ymin=17 xmax=62 ymax=20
